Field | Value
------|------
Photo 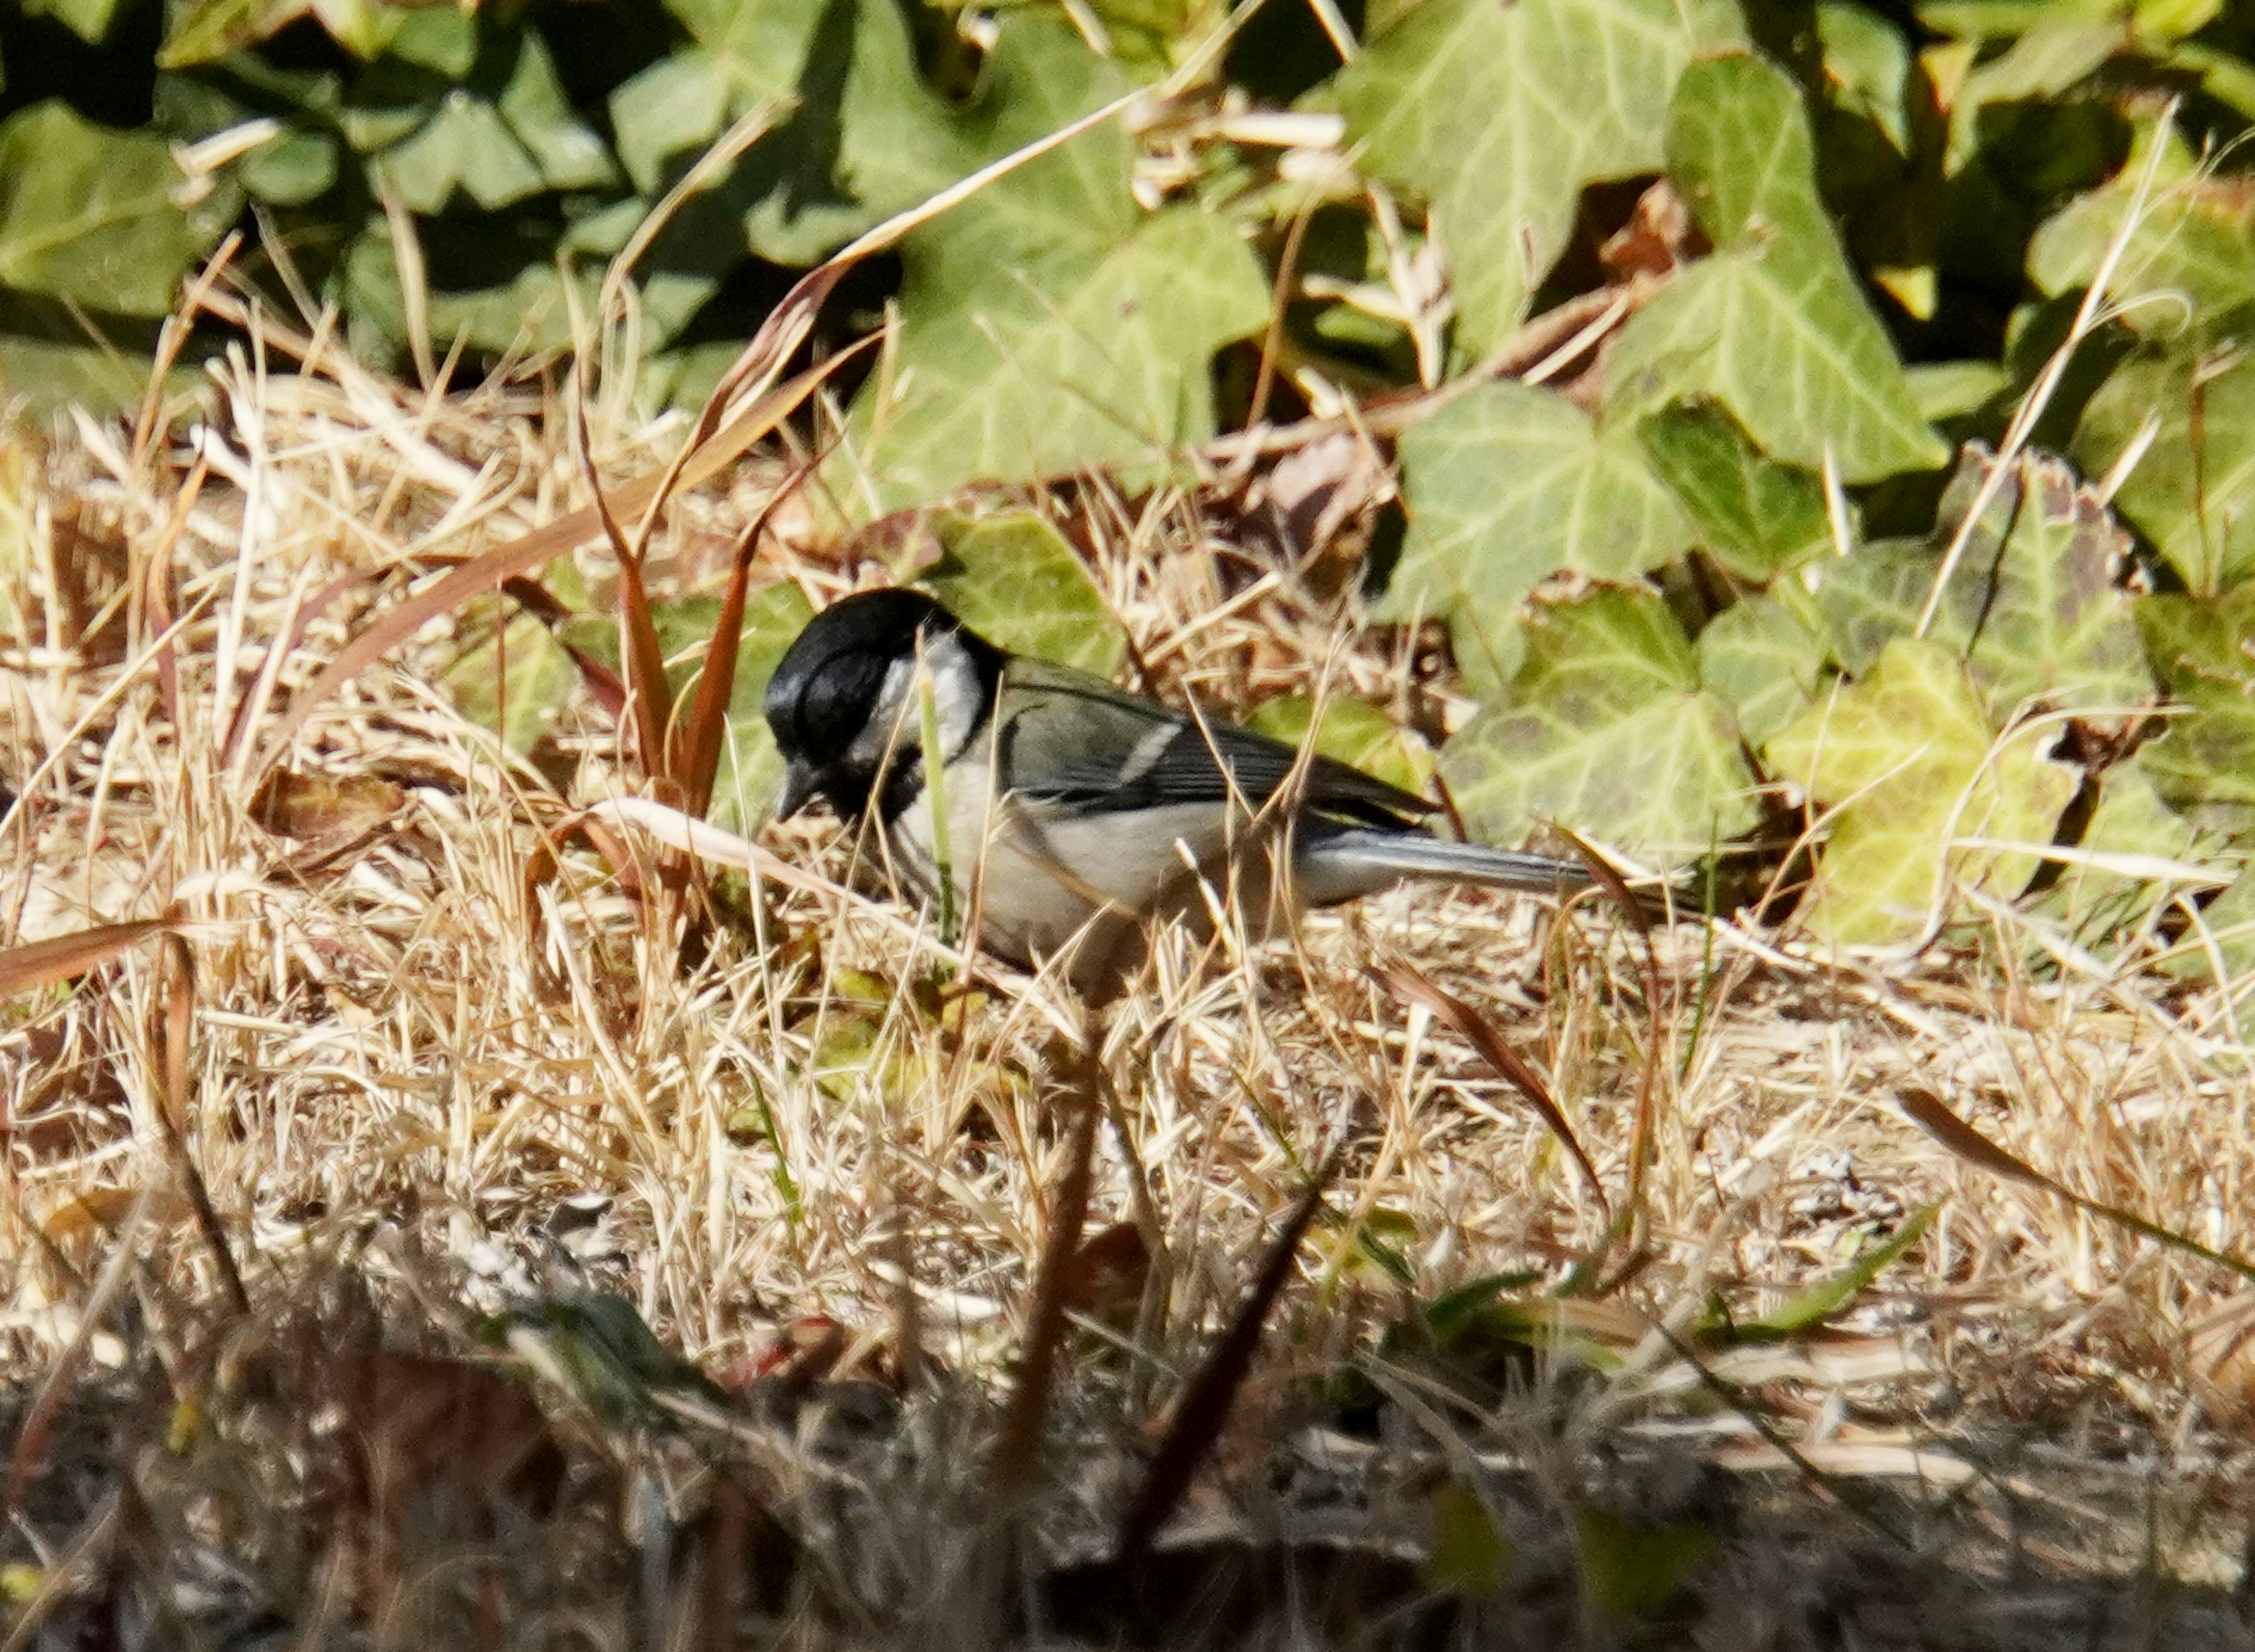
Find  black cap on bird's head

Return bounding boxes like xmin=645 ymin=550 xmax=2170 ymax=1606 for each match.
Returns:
xmin=763 ymin=588 xmax=1001 ymax=822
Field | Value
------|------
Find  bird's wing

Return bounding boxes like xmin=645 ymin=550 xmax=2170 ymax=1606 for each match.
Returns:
xmin=991 ymin=658 xmax=1432 ymax=827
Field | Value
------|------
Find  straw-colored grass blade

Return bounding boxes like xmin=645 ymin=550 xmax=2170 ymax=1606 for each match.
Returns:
xmin=1899 ymin=1084 xmax=2255 ymax=1289
xmin=253 ymin=353 xmax=858 ymax=772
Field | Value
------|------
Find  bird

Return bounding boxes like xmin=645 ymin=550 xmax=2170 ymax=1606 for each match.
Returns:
xmin=762 ymin=587 xmax=1595 ymax=992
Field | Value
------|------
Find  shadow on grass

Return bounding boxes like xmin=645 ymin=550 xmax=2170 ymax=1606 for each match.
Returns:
xmin=3 ymin=1270 xmax=2247 ymax=1652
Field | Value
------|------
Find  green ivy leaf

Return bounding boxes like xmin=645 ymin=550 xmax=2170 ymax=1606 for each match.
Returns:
xmin=1818 ymin=1 xmax=1918 ymax=157
xmin=1605 ymin=55 xmax=1947 ymax=484
xmin=1245 ymin=695 xmax=1433 ymax=798
xmin=652 ymin=0 xmax=984 ymax=267
xmin=241 ymin=129 xmax=340 ymax=205
xmin=608 ymin=48 xmax=732 ymax=197
xmin=0 ymin=101 xmax=238 ymax=316
xmin=161 ymin=0 xmax=404 ymax=64
xmin=24 ymin=0 xmax=129 ymax=45
xmin=1765 ymin=637 xmax=2080 ymax=946
xmin=1331 ymin=0 xmax=1743 ymax=358
xmin=917 ymin=510 xmax=1127 ymax=677
xmin=1809 ymin=447 xmax=2150 ymax=719
xmin=1390 ymin=380 xmax=1697 ymax=684
xmin=1695 ymin=589 xmax=1832 ymax=747
xmin=445 ymin=589 xmax=577 ymax=756
xmin=1638 ymin=400 xmax=1837 ymax=582
xmin=1934 ymin=446 xmax=2153 ymax=716
xmin=2028 ymin=119 xmax=2255 ymax=340
xmin=2075 ymin=352 xmax=2255 ymax=594
xmin=2167 ymin=864 xmax=2255 ymax=986
xmin=2034 ymin=755 xmax=2202 ymax=946
xmin=344 ymin=220 xmax=601 ymax=358
xmin=1942 ymin=19 xmax=2121 ymax=173
xmin=837 ymin=21 xmax=1267 ymax=511
xmin=1439 ymin=589 xmax=1759 ymax=857
xmin=1809 ymin=538 xmax=1954 ymax=675
xmin=363 ymin=31 xmax=617 ymax=214
xmin=2134 ymin=583 xmax=2255 ymax=817
xmin=0 ymin=292 xmax=200 ymax=417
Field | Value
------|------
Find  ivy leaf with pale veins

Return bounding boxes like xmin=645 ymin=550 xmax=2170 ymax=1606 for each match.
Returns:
xmin=2135 ymin=582 xmax=2255 ymax=824
xmin=1810 ymin=446 xmax=2150 ymax=719
xmin=1605 ymin=54 xmax=1947 ymax=483
xmin=917 ymin=511 xmax=1128 ymax=678
xmin=2075 ymin=351 xmax=2255 ymax=594
xmin=1390 ymin=379 xmax=1697 ymax=687
xmin=1696 ymin=588 xmax=1832 ymax=747
xmin=837 ymin=21 xmax=1267 ymax=511
xmin=1765 ymin=637 xmax=2079 ymax=946
xmin=1934 ymin=446 xmax=2153 ymax=718
xmin=1439 ymin=588 xmax=1759 ymax=857
xmin=1330 ymin=0 xmax=1744 ymax=358
xmin=1639 ymin=400 xmax=1837 ymax=582
xmin=1812 ymin=538 xmax=1963 ymax=676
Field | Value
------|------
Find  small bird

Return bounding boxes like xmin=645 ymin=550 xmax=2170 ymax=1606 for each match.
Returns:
xmin=763 ymin=588 xmax=1593 ymax=990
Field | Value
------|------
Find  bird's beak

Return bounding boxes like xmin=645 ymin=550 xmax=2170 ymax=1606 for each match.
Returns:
xmin=774 ymin=759 xmax=818 ymax=822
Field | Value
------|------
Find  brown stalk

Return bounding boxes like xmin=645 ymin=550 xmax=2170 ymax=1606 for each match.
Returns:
xmin=1559 ymin=828 xmax=1669 ymax=1236
xmin=155 ymin=934 xmax=248 ymax=1315
xmin=573 ymin=413 xmax=673 ymax=794
xmin=142 ymin=451 xmax=208 ymax=733
xmin=0 ymin=918 xmax=172 ymax=998
xmin=988 ymin=1031 xmax=1104 ymax=1501
xmin=674 ymin=453 xmax=820 ymax=818
xmin=1113 ymin=1155 xmax=1336 ymax=1565
xmin=1371 ymin=957 xmax=1609 ymax=1215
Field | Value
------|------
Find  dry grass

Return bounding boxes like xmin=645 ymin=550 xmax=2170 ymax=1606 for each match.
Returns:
xmin=5 ymin=301 xmax=2255 ymax=1650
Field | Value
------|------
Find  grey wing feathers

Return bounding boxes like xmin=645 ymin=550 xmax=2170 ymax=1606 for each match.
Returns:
xmin=991 ymin=659 xmax=1432 ymax=827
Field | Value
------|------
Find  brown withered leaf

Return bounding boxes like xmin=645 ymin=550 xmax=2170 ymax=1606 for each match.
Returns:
xmin=1062 ymin=1220 xmax=1151 ymax=1330
xmin=325 ymin=1350 xmax=567 ymax=1524
xmin=251 ymin=770 xmax=407 ymax=840
xmin=1600 ymin=179 xmax=1705 ymax=282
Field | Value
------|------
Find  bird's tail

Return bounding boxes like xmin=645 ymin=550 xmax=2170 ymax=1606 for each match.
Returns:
xmin=1294 ymin=827 xmax=1596 ymax=905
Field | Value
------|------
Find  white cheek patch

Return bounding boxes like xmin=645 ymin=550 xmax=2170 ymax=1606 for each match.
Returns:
xmin=846 ymin=656 xmax=917 ymax=770
xmin=843 ymin=630 xmax=986 ymax=771
xmin=918 ymin=631 xmax=988 ymax=760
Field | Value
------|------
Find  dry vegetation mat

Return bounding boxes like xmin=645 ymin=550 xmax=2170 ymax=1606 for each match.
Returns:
xmin=5 ymin=2 xmax=2255 ymax=1647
